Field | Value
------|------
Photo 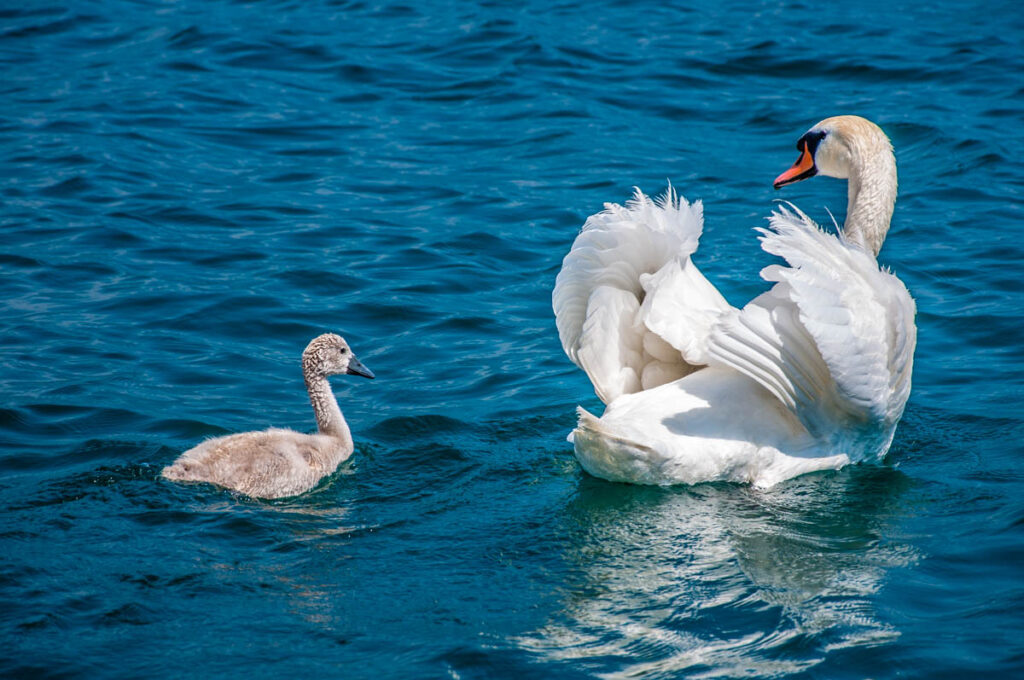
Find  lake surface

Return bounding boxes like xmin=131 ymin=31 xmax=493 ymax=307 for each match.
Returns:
xmin=1 ymin=1 xmax=1022 ymax=677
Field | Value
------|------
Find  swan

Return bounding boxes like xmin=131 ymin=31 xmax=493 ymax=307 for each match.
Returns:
xmin=552 ymin=115 xmax=916 ymax=488
xmin=162 ymin=333 xmax=375 ymax=498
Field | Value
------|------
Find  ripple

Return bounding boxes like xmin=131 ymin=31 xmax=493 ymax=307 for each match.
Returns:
xmin=367 ymin=414 xmax=473 ymax=442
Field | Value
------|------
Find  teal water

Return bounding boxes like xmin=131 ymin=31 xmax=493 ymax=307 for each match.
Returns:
xmin=1 ymin=1 xmax=1022 ymax=677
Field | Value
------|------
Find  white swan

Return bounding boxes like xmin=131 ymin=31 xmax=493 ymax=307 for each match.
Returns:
xmin=552 ymin=115 xmax=916 ymax=488
xmin=162 ymin=333 xmax=375 ymax=499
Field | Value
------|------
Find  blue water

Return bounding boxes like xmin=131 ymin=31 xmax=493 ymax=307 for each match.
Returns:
xmin=1 ymin=0 xmax=1022 ymax=677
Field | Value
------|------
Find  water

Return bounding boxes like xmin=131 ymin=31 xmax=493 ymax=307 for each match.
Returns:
xmin=1 ymin=0 xmax=1021 ymax=677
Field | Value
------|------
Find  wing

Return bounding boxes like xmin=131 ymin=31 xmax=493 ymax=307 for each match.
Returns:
xmin=707 ymin=204 xmax=916 ymax=455
xmin=553 ymin=187 xmax=733 ymax=404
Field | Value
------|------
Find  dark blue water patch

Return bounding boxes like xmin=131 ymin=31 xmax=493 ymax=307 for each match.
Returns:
xmin=0 ymin=407 xmax=145 ymax=444
xmin=0 ymin=13 xmax=97 ymax=41
xmin=363 ymin=413 xmax=470 ymax=443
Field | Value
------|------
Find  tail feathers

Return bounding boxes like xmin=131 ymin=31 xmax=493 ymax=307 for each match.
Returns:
xmin=161 ymin=460 xmax=203 ymax=481
xmin=576 ymin=405 xmax=599 ymax=423
xmin=571 ymin=406 xmax=667 ymax=484
xmin=565 ymin=406 xmax=604 ymax=444
xmin=574 ymin=406 xmax=610 ymax=438
xmin=573 ymin=406 xmax=657 ymax=458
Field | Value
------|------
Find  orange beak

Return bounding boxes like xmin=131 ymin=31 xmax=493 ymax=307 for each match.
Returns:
xmin=773 ymin=141 xmax=817 ymax=189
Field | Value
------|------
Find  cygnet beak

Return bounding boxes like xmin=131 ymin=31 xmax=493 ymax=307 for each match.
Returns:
xmin=346 ymin=355 xmax=375 ymax=379
xmin=773 ymin=140 xmax=817 ymax=189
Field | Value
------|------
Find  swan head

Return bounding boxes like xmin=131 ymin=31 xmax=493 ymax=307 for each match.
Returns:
xmin=302 ymin=333 xmax=375 ymax=380
xmin=773 ymin=115 xmax=892 ymax=188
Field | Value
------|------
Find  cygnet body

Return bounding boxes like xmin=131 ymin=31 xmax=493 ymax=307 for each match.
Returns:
xmin=162 ymin=333 xmax=374 ymax=498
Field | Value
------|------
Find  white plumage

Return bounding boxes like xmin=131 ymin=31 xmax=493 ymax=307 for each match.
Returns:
xmin=553 ymin=187 xmax=731 ymax=404
xmin=553 ymin=116 xmax=916 ymax=488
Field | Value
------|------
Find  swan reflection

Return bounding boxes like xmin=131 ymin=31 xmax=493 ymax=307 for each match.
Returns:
xmin=519 ymin=468 xmax=916 ymax=676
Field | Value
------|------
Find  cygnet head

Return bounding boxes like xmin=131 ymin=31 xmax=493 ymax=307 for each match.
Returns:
xmin=773 ymin=115 xmax=893 ymax=188
xmin=302 ymin=333 xmax=375 ymax=381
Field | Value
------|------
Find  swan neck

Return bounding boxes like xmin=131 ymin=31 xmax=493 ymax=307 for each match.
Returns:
xmin=842 ymin=145 xmax=897 ymax=257
xmin=305 ymin=374 xmax=352 ymax=446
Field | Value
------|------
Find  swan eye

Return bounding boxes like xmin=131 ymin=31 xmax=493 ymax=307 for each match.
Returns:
xmin=797 ymin=130 xmax=827 ymax=156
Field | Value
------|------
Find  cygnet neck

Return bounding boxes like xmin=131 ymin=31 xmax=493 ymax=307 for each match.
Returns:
xmin=304 ymin=372 xmax=352 ymax=447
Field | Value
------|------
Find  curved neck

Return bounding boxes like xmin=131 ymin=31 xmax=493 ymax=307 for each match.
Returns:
xmin=304 ymin=375 xmax=352 ymax=447
xmin=842 ymin=145 xmax=897 ymax=257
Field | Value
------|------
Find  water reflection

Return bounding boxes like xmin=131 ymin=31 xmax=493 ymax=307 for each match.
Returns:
xmin=180 ymin=490 xmax=367 ymax=632
xmin=520 ymin=468 xmax=918 ymax=677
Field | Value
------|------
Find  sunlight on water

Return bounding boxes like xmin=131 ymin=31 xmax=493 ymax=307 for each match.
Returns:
xmin=518 ymin=474 xmax=916 ymax=677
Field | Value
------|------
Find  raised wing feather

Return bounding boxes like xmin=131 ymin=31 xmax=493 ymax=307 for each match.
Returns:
xmin=638 ymin=251 xmax=731 ymax=366
xmin=553 ymin=187 xmax=732 ymax=403
xmin=708 ymin=205 xmax=916 ymax=455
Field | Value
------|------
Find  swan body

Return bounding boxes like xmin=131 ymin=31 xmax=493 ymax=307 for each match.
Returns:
xmin=554 ymin=116 xmax=916 ymax=488
xmin=162 ymin=333 xmax=374 ymax=499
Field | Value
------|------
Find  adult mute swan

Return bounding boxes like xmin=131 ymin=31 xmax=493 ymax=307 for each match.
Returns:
xmin=162 ymin=333 xmax=375 ymax=498
xmin=552 ymin=116 xmax=916 ymax=488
